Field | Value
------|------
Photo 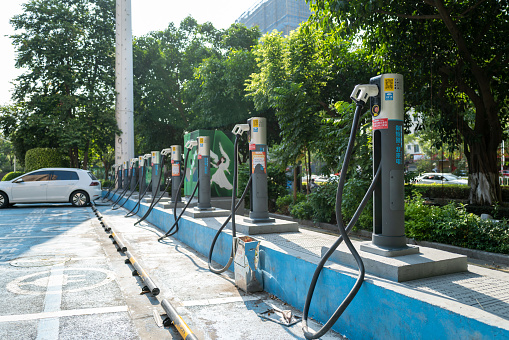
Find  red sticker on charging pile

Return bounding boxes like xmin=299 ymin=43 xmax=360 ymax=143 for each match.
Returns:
xmin=249 ymin=143 xmax=256 ymax=151
xmin=372 ymin=118 xmax=388 ymax=130
xmin=198 ymin=155 xmax=202 ymax=160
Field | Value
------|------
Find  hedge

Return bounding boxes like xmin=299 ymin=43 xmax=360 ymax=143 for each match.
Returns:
xmin=25 ymin=148 xmax=67 ymax=172
xmin=406 ymin=183 xmax=509 ymax=202
xmin=1 ymin=171 xmax=25 ymax=181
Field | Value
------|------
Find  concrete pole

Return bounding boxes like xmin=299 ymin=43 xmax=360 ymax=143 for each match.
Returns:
xmin=115 ymin=0 xmax=135 ymax=167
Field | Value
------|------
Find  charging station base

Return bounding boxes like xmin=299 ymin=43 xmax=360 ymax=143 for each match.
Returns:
xmin=230 ymin=218 xmax=299 ymax=235
xmin=360 ymin=242 xmax=420 ymax=257
xmin=323 ymin=241 xmax=467 ymax=282
xmin=184 ymin=207 xmax=231 ymax=218
xmin=142 ymin=193 xmax=168 ymax=203
xmin=157 ymin=201 xmax=188 ymax=209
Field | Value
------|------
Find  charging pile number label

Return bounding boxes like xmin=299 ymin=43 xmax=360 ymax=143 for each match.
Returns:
xmin=249 ymin=143 xmax=256 ymax=151
xmin=252 ymin=151 xmax=266 ymax=173
xmin=172 ymin=163 xmax=180 ymax=176
xmin=395 ymin=125 xmax=403 ymax=165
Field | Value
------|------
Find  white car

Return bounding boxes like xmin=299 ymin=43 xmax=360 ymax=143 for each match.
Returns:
xmin=414 ymin=172 xmax=468 ymax=185
xmin=0 ymin=168 xmax=102 ymax=208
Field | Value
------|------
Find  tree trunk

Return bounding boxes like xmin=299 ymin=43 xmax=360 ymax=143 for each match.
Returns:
xmin=69 ymin=147 xmax=79 ymax=168
xmin=466 ymin=139 xmax=502 ymax=205
xmin=83 ymin=140 xmax=89 ymax=170
xmin=293 ymin=165 xmax=298 ymax=202
xmin=306 ymin=148 xmax=312 ymax=194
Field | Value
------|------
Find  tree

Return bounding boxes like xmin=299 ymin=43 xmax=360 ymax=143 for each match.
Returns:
xmin=132 ymin=17 xmax=221 ymax=153
xmin=0 ymin=136 xmax=15 ymax=172
xmin=6 ymin=0 xmax=119 ymax=169
xmin=184 ymin=24 xmax=262 ymax=131
xmin=246 ymin=24 xmax=376 ymax=193
xmin=306 ymin=0 xmax=509 ymax=205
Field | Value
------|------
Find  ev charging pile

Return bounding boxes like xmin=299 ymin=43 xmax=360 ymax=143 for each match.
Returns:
xmin=112 ymin=158 xmax=138 ymax=210
xmin=301 ymin=74 xmax=467 ymax=339
xmin=100 ymin=74 xmax=495 ymax=340
xmin=182 ymin=136 xmax=231 ymax=219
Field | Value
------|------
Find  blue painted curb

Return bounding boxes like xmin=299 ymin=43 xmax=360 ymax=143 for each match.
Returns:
xmin=103 ymin=192 xmax=509 ymax=339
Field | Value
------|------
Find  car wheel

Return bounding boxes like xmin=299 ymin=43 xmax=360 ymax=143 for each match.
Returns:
xmin=71 ymin=190 xmax=89 ymax=207
xmin=0 ymin=192 xmax=9 ymax=209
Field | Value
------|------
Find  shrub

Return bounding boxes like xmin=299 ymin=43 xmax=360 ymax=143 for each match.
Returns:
xmin=304 ymin=176 xmax=373 ymax=229
xmin=2 ymin=171 xmax=25 ymax=181
xmin=100 ymin=179 xmax=113 ymax=188
xmin=25 ymin=148 xmax=67 ymax=172
xmin=276 ymin=194 xmax=293 ymax=214
xmin=267 ymin=164 xmax=289 ymax=211
xmin=405 ymin=193 xmax=509 ymax=254
xmin=307 ymin=179 xmax=337 ymax=223
xmin=341 ymin=176 xmax=373 ymax=230
xmin=238 ymin=162 xmax=289 ymax=211
xmin=405 ymin=183 xmax=470 ymax=200
xmin=290 ymin=200 xmax=314 ymax=220
xmin=276 ymin=193 xmax=307 ymax=215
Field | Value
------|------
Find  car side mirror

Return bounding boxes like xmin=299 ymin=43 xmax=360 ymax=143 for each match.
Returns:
xmin=13 ymin=178 xmax=23 ymax=183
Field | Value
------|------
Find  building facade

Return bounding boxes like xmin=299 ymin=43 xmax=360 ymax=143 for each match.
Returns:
xmin=236 ymin=0 xmax=312 ymax=36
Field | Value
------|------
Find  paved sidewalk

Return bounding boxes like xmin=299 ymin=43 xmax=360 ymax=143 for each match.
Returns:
xmin=97 ymin=203 xmax=345 ymax=339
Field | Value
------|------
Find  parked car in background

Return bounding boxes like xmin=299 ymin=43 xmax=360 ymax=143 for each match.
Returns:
xmin=414 ymin=173 xmax=468 ymax=185
xmin=0 ymin=168 xmax=101 ymax=208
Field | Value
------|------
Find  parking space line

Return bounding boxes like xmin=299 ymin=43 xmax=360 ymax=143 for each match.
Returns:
xmin=0 ymin=306 xmax=129 ymax=323
xmin=36 ymin=264 xmax=65 ymax=340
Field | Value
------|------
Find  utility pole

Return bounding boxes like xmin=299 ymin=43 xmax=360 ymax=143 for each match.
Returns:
xmin=115 ymin=0 xmax=135 ymax=167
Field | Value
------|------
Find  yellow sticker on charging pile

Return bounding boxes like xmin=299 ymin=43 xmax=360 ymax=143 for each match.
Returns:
xmin=253 ymin=119 xmax=259 ymax=127
xmin=384 ymin=78 xmax=394 ymax=91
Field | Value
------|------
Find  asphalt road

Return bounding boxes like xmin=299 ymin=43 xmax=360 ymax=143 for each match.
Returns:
xmin=0 ymin=202 xmax=343 ymax=340
xmin=0 ymin=203 xmax=173 ymax=340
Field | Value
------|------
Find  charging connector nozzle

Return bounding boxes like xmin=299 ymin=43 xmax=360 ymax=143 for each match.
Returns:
xmin=232 ymin=124 xmax=250 ymax=136
xmin=350 ymin=84 xmax=379 ymax=105
xmin=185 ymin=140 xmax=198 ymax=149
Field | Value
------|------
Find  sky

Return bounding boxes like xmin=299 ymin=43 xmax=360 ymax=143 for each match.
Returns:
xmin=0 ymin=0 xmax=258 ymax=106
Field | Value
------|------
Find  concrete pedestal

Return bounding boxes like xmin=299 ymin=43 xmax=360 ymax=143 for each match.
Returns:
xmin=229 ymin=218 xmax=299 ymax=235
xmin=323 ymin=241 xmax=468 ymax=282
xmin=183 ymin=207 xmax=230 ymax=218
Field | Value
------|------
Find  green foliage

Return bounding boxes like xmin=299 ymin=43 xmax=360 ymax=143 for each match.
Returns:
xmin=133 ymin=18 xmax=259 ymax=154
xmin=405 ymin=183 xmax=470 ymax=200
xmin=290 ymin=200 xmax=314 ymax=220
xmin=133 ymin=17 xmax=215 ymax=152
xmin=2 ymin=171 xmax=25 ymax=181
xmin=25 ymin=148 xmax=67 ymax=172
xmin=313 ymin=101 xmax=372 ymax=178
xmin=239 ymin=162 xmax=289 ymax=211
xmin=276 ymin=195 xmax=293 ymax=214
xmin=305 ymin=0 xmax=509 ymax=205
xmin=5 ymin=0 xmax=118 ymax=168
xmin=100 ymin=179 xmax=113 ymax=188
xmin=405 ymin=194 xmax=509 ymax=254
xmin=246 ymin=23 xmax=377 ymax=181
xmin=267 ymin=163 xmax=289 ymax=211
xmin=341 ymin=176 xmax=373 ymax=230
xmin=0 ymin=138 xmax=15 ymax=172
xmin=276 ymin=192 xmax=306 ymax=215
xmin=307 ymin=180 xmax=337 ymax=223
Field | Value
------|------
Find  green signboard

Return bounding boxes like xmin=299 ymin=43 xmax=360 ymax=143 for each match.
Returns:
xmin=183 ymin=130 xmax=234 ymax=197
